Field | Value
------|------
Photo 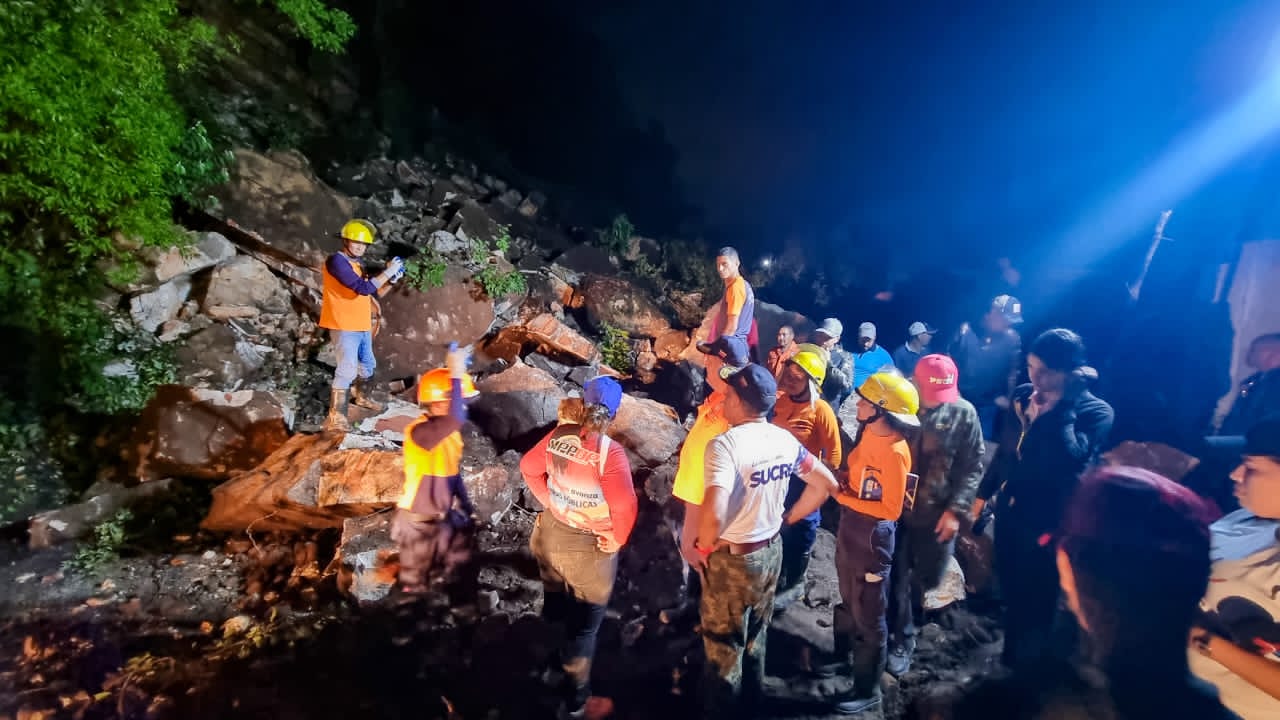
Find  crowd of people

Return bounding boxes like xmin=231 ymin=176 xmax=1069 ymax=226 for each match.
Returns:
xmin=319 ymin=225 xmax=1280 ymax=719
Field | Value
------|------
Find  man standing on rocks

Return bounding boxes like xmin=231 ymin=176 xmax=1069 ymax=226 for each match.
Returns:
xmin=886 ymin=354 xmax=984 ymax=677
xmin=320 ymin=219 xmax=404 ymax=431
xmin=893 ymin=321 xmax=937 ymax=377
xmin=766 ymin=325 xmax=799 ymax=379
xmin=815 ymin=318 xmax=855 ymax=412
xmin=695 ymin=363 xmax=839 ymax=719
xmin=393 ymin=345 xmax=479 ymax=596
xmin=697 ymin=247 xmax=755 ymax=358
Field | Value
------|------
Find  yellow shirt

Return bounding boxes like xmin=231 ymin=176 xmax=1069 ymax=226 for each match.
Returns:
xmin=672 ymin=390 xmax=730 ymax=505
xmin=835 ymin=430 xmax=911 ymax=521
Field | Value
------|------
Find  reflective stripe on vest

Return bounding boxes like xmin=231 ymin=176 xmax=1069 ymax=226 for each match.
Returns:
xmin=319 ymin=254 xmax=373 ymax=331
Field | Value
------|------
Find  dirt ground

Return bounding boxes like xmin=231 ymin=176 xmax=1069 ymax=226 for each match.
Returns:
xmin=0 ymin=525 xmax=1003 ymax=720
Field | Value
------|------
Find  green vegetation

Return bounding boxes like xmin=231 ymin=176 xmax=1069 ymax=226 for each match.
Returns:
xmin=596 ymin=214 xmax=634 ymax=256
xmin=403 ymin=253 xmax=449 ymax=291
xmin=64 ymin=509 xmax=133 ymax=576
xmin=599 ymin=323 xmax=634 ymax=374
xmin=0 ymin=0 xmax=353 ymax=502
xmin=471 ymin=225 xmax=527 ymax=298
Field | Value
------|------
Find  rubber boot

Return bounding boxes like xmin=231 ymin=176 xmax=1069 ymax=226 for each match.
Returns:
xmin=324 ymin=388 xmax=350 ymax=432
xmin=350 ymin=378 xmax=385 ymax=413
xmin=813 ymin=615 xmax=853 ymax=678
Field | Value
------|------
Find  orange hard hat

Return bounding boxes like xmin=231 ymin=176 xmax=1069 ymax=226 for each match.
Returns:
xmin=417 ymin=368 xmax=480 ymax=403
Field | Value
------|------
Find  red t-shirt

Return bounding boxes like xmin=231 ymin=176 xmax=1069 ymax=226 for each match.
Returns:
xmin=520 ymin=424 xmax=638 ymax=544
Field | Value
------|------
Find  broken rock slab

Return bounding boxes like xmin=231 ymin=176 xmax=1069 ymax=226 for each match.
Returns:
xmin=130 ymin=385 xmax=292 ymax=481
xmin=608 ymin=395 xmax=686 ymax=468
xmin=129 ymin=275 xmax=192 ymax=333
xmin=578 ymin=275 xmax=673 ymax=339
xmin=153 ymin=231 xmax=237 ymax=284
xmin=30 ymin=480 xmax=174 ymax=548
xmin=376 ymin=279 xmax=495 ymax=380
xmin=202 ymin=254 xmax=291 ymax=314
xmin=334 ymin=512 xmax=398 ymax=604
xmin=468 ymin=361 xmax=566 ymax=448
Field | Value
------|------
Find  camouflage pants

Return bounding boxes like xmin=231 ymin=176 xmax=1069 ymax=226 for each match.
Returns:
xmin=699 ymin=535 xmax=782 ymax=720
xmin=888 ymin=512 xmax=956 ymax=644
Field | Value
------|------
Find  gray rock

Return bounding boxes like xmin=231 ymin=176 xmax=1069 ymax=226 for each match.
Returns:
xmin=203 ymin=255 xmax=290 ymax=314
xmin=517 ymin=191 xmax=546 ymax=218
xmin=523 ymin=353 xmax=571 ymax=380
xmin=468 ymin=362 xmax=566 ymax=446
xmin=153 ymin=232 xmax=237 ymax=283
xmin=427 ymin=230 xmax=468 ymax=255
xmin=130 ymin=275 xmax=192 ymax=333
xmin=496 ymin=189 xmax=523 ymax=209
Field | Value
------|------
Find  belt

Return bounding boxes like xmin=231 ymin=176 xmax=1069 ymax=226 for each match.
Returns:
xmin=715 ymin=532 xmax=778 ymax=556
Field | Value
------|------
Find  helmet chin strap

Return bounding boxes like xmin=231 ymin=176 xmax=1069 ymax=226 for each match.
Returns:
xmin=850 ymin=404 xmax=884 ymax=450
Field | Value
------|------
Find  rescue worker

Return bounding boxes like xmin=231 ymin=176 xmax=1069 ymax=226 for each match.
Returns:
xmin=667 ymin=337 xmax=749 ymax=622
xmin=828 ymin=372 xmax=917 ymax=715
xmin=815 ymin=318 xmax=855 ymax=412
xmin=972 ymin=328 xmax=1114 ymax=671
xmin=695 ymin=363 xmax=839 ymax=719
xmin=393 ymin=345 xmax=479 ymax=596
xmin=949 ymin=294 xmax=1024 ymax=450
xmin=697 ymin=247 xmax=756 ymax=358
xmin=766 ymin=325 xmax=799 ymax=379
xmin=521 ymin=376 xmax=638 ymax=718
xmin=886 ymin=354 xmax=984 ymax=676
xmin=772 ymin=343 xmax=842 ymax=611
xmin=1219 ymin=333 xmax=1280 ymax=436
xmin=320 ymin=219 xmax=405 ymax=431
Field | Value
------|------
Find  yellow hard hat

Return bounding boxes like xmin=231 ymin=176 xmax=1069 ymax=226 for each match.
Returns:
xmin=417 ymin=368 xmax=480 ymax=404
xmin=856 ymin=372 xmax=920 ymax=427
xmin=339 ymin=219 xmax=377 ymax=244
xmin=789 ymin=343 xmax=828 ymax=385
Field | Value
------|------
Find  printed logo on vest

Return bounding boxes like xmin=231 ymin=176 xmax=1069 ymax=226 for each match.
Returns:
xmin=548 ymin=435 xmax=602 ymax=467
xmin=858 ymin=465 xmax=884 ymax=502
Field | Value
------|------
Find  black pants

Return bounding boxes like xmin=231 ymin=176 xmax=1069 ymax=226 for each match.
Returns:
xmin=994 ymin=525 xmax=1073 ymax=669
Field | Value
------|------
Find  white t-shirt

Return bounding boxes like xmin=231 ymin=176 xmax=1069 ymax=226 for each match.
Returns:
xmin=705 ymin=420 xmax=813 ymax=544
xmin=1190 ymin=509 xmax=1280 ymax=720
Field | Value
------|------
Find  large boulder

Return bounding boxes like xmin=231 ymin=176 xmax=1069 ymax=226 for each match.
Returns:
xmin=578 ymin=275 xmax=673 ymax=339
xmin=202 ymin=424 xmax=522 ymax=533
xmin=152 ymin=232 xmax=237 ymax=284
xmin=375 ymin=280 xmax=496 ymax=380
xmin=202 ymin=254 xmax=291 ymax=315
xmin=754 ymin=300 xmax=816 ymax=349
xmin=174 ymin=324 xmax=267 ymax=390
xmin=130 ymin=386 xmax=292 ymax=481
xmin=29 ymin=480 xmax=175 ymax=549
xmin=212 ymin=149 xmax=354 ymax=267
xmin=608 ymin=395 xmax=686 ymax=468
xmin=484 ymin=313 xmax=600 ymax=366
xmin=468 ymin=361 xmax=566 ymax=448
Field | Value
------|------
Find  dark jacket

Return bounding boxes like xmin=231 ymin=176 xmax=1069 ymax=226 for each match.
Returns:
xmin=979 ymin=383 xmax=1114 ymax=536
xmin=951 ymin=327 xmax=1021 ymax=406
xmin=821 ymin=344 xmax=855 ymax=407
xmin=1219 ymin=369 xmax=1280 ymax=436
xmin=904 ymin=398 xmax=985 ymax=524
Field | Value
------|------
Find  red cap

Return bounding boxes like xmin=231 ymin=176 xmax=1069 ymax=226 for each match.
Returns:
xmin=914 ymin=354 xmax=960 ymax=404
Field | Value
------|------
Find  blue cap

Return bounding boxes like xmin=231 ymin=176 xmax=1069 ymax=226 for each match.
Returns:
xmin=719 ymin=363 xmax=777 ymax=414
xmin=583 ymin=376 xmax=623 ymax=418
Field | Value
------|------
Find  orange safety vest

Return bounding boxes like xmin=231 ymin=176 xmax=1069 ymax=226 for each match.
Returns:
xmin=399 ymin=417 xmax=465 ymax=511
xmin=319 ymin=254 xmax=373 ymax=332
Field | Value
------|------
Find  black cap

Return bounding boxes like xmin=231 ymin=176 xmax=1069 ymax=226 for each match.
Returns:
xmin=719 ymin=363 xmax=777 ymax=414
xmin=1245 ymin=415 xmax=1280 ymax=458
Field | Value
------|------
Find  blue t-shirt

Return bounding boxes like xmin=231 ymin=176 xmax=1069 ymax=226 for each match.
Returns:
xmin=853 ymin=345 xmax=894 ymax=390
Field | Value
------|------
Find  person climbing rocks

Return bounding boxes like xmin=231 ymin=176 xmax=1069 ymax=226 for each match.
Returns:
xmin=319 ymin=218 xmax=405 ymax=431
xmin=521 ymin=376 xmax=637 ymax=719
xmin=696 ymin=246 xmax=755 ymax=358
xmin=393 ymin=344 xmax=479 ymax=597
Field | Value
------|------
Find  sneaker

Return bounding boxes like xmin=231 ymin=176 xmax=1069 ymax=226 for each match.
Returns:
xmin=886 ymin=642 xmax=914 ymax=677
xmin=833 ymin=691 xmax=882 ymax=715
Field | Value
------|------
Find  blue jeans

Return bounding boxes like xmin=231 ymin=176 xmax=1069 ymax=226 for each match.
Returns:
xmin=332 ymin=330 xmax=375 ymax=389
xmin=780 ymin=474 xmax=820 ymax=591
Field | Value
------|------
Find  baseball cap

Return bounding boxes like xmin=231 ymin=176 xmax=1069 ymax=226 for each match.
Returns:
xmin=1244 ymin=415 xmax=1280 ymax=457
xmin=1054 ymin=465 xmax=1215 ymax=557
xmin=719 ymin=363 xmax=777 ymax=414
xmin=913 ymin=354 xmax=959 ymax=404
xmin=991 ymin=294 xmax=1024 ymax=324
xmin=908 ymin=321 xmax=938 ymax=338
xmin=583 ymin=376 xmax=623 ymax=418
xmin=859 ymin=322 xmax=877 ymax=340
xmin=814 ymin=318 xmax=843 ymax=340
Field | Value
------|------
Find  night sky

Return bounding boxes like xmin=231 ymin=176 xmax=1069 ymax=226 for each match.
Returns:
xmin=582 ymin=0 xmax=1280 ymax=272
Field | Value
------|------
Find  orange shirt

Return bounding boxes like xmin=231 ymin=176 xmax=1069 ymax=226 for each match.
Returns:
xmin=771 ymin=393 xmax=842 ymax=470
xmin=835 ymin=429 xmax=911 ymax=521
xmin=672 ymin=390 xmax=730 ymax=505
xmin=319 ymin=254 xmax=373 ymax=331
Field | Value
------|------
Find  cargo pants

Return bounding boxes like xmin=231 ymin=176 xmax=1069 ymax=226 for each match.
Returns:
xmin=887 ymin=509 xmax=956 ymax=646
xmin=700 ymin=534 xmax=782 ymax=720
xmin=834 ymin=509 xmax=895 ymax=698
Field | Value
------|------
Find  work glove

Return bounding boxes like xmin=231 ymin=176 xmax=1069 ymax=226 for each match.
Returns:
xmin=386 ymin=256 xmax=405 ymax=275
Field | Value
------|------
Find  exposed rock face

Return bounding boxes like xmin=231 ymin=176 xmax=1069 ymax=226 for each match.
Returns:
xmin=578 ymin=275 xmax=673 ymax=339
xmin=212 ymin=149 xmax=353 ymax=267
xmin=375 ymin=280 xmax=495 ymax=380
xmin=609 ymin=395 xmax=685 ymax=468
xmin=29 ymin=480 xmax=175 ymax=549
xmin=202 ymin=255 xmax=291 ymax=314
xmin=131 ymin=386 xmax=292 ymax=481
xmin=152 ymin=232 xmax=237 ymax=284
xmin=174 ymin=324 xmax=267 ymax=390
xmin=468 ymin=362 xmax=566 ymax=448
xmin=129 ymin=276 xmax=192 ymax=333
